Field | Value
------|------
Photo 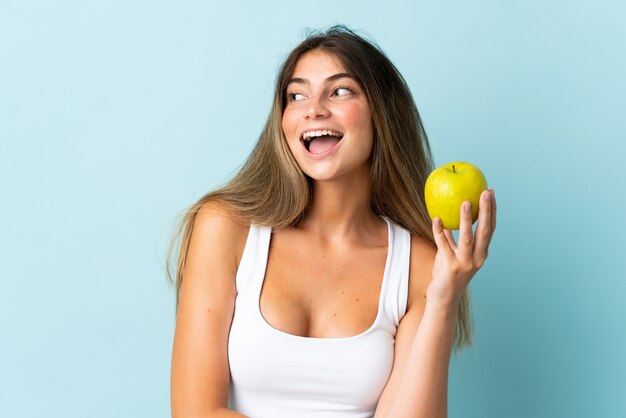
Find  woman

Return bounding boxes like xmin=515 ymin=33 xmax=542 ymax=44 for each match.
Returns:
xmin=168 ymin=25 xmax=496 ymax=418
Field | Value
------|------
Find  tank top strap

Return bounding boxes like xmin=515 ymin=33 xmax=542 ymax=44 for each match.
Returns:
xmin=378 ymin=218 xmax=411 ymax=329
xmin=235 ymin=223 xmax=271 ymax=294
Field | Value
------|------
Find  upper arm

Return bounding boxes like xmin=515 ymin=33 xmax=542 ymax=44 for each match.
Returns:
xmin=375 ymin=234 xmax=436 ymax=417
xmin=170 ymin=201 xmax=248 ymax=417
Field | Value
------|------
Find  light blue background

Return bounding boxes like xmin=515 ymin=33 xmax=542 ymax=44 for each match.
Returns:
xmin=1 ymin=1 xmax=624 ymax=417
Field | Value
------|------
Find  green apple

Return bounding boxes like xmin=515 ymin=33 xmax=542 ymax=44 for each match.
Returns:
xmin=424 ymin=161 xmax=488 ymax=230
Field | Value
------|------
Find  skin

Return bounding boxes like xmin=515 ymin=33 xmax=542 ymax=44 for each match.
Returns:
xmin=170 ymin=49 xmax=497 ymax=418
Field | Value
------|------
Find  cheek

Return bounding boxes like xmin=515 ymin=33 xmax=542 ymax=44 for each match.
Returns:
xmin=281 ymin=109 xmax=297 ymax=137
xmin=281 ymin=111 xmax=300 ymax=155
xmin=343 ymin=104 xmax=374 ymax=155
xmin=343 ymin=104 xmax=373 ymax=133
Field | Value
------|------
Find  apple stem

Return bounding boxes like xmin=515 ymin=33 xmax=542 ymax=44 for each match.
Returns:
xmin=452 ymin=164 xmax=456 ymax=173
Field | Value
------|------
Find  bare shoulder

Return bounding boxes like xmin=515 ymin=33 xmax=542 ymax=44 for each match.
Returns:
xmin=177 ymin=198 xmax=250 ymax=311
xmin=407 ymin=233 xmax=437 ymax=310
xmin=193 ymin=200 xmax=249 ymax=267
xmin=195 ymin=199 xmax=249 ymax=244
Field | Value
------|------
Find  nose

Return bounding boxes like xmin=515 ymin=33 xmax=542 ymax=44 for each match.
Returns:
xmin=306 ymin=95 xmax=330 ymax=119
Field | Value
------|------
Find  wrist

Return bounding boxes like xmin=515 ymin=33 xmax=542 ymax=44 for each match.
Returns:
xmin=424 ymin=296 xmax=460 ymax=319
xmin=425 ymin=278 xmax=466 ymax=310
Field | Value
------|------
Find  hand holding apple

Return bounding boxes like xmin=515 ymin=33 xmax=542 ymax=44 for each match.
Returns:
xmin=427 ymin=188 xmax=497 ymax=308
xmin=424 ymin=162 xmax=488 ymax=230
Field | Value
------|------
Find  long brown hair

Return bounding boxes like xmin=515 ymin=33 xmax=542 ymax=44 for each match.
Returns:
xmin=166 ymin=25 xmax=473 ymax=350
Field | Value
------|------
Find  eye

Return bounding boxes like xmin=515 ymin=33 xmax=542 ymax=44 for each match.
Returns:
xmin=333 ymin=86 xmax=354 ymax=97
xmin=286 ymin=92 xmax=305 ymax=102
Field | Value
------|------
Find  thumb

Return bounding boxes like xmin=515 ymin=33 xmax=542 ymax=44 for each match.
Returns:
xmin=432 ymin=217 xmax=454 ymax=256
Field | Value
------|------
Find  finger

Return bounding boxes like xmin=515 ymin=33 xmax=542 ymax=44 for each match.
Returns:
xmin=444 ymin=229 xmax=457 ymax=250
xmin=491 ymin=189 xmax=497 ymax=232
xmin=432 ymin=217 xmax=455 ymax=257
xmin=473 ymin=189 xmax=492 ymax=262
xmin=457 ymin=201 xmax=474 ymax=260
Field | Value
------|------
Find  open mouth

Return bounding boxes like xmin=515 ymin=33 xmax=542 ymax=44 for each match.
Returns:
xmin=301 ymin=130 xmax=344 ymax=154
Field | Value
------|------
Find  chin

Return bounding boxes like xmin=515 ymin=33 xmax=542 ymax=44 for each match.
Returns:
xmin=301 ymin=166 xmax=360 ymax=183
xmin=295 ymin=158 xmax=370 ymax=183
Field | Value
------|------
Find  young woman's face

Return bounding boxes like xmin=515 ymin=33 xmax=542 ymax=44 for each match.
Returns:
xmin=282 ymin=50 xmax=374 ymax=182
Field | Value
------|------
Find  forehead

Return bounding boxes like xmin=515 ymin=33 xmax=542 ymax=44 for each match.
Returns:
xmin=291 ymin=50 xmax=347 ymax=77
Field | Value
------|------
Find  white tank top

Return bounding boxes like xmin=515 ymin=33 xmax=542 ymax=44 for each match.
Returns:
xmin=228 ymin=217 xmax=411 ymax=418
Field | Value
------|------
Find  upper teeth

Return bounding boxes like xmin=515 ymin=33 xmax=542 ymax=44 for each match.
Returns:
xmin=302 ymin=130 xmax=343 ymax=140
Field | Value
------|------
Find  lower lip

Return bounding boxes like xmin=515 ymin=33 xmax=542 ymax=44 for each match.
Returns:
xmin=302 ymin=138 xmax=343 ymax=160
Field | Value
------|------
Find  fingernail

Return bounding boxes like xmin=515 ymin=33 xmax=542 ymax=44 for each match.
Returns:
xmin=434 ymin=217 xmax=441 ymax=227
xmin=464 ymin=201 xmax=471 ymax=212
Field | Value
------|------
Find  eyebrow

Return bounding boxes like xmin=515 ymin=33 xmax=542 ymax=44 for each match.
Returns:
xmin=287 ymin=72 xmax=355 ymax=86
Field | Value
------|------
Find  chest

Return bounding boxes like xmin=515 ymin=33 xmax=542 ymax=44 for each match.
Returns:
xmin=259 ymin=230 xmax=389 ymax=338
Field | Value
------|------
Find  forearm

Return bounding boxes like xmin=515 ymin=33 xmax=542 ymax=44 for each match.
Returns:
xmin=382 ymin=301 xmax=458 ymax=418
xmin=208 ymin=408 xmax=249 ymax=418
xmin=172 ymin=407 xmax=248 ymax=418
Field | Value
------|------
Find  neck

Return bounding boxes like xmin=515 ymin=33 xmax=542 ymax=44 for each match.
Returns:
xmin=301 ymin=168 xmax=381 ymax=242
